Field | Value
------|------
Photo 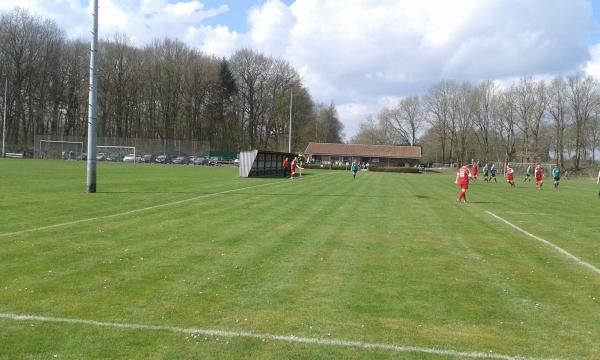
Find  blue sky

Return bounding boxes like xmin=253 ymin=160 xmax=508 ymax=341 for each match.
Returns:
xmin=2 ymin=0 xmax=600 ymax=138
xmin=199 ymin=0 xmax=294 ymax=32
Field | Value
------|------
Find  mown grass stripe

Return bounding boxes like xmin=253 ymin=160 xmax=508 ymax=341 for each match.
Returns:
xmin=0 ymin=312 xmax=556 ymax=360
xmin=0 ymin=175 xmax=322 ymax=238
xmin=486 ymin=211 xmax=600 ymax=276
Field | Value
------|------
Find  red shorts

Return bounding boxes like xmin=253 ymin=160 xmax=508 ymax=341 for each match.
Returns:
xmin=460 ymin=183 xmax=468 ymax=190
xmin=507 ymin=174 xmax=513 ymax=181
xmin=535 ymin=177 xmax=543 ymax=182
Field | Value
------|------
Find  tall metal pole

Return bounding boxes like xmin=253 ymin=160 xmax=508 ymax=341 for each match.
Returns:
xmin=288 ymin=87 xmax=293 ymax=153
xmin=2 ymin=78 xmax=7 ymax=158
xmin=86 ymin=0 xmax=98 ymax=193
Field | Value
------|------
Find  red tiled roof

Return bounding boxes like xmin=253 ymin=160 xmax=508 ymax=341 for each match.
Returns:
xmin=304 ymin=143 xmax=421 ymax=158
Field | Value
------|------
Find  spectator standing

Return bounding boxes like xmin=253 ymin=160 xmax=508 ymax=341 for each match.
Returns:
xmin=282 ymin=157 xmax=289 ymax=178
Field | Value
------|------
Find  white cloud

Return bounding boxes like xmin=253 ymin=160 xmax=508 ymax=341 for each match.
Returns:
xmin=337 ymin=102 xmax=375 ymax=140
xmin=247 ymin=0 xmax=294 ymax=57
xmin=196 ymin=25 xmax=240 ymax=57
xmin=586 ymin=43 xmax=600 ymax=79
xmin=261 ymin=0 xmax=596 ymax=137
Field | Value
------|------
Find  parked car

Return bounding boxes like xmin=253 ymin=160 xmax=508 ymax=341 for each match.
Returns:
xmin=123 ymin=154 xmax=136 ymax=163
xmin=97 ymin=153 xmax=106 ymax=161
xmin=209 ymin=157 xmax=219 ymax=166
xmin=233 ymin=158 xmax=240 ymax=166
xmin=106 ymin=153 xmax=122 ymax=162
xmin=193 ymin=156 xmax=206 ymax=165
xmin=143 ymin=154 xmax=153 ymax=163
xmin=172 ymin=156 xmax=188 ymax=165
xmin=155 ymin=155 xmax=172 ymax=164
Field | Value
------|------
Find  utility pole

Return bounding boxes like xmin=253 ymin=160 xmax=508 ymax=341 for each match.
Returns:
xmin=288 ymin=87 xmax=293 ymax=153
xmin=2 ymin=78 xmax=7 ymax=158
xmin=86 ymin=0 xmax=98 ymax=193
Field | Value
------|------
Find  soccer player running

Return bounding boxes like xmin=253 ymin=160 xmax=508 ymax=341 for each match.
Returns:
xmin=506 ymin=164 xmax=515 ymax=188
xmin=552 ymin=165 xmax=561 ymax=189
xmin=472 ymin=159 xmax=478 ymax=181
xmin=524 ymin=163 xmax=532 ymax=182
xmin=535 ymin=163 xmax=544 ymax=190
xmin=351 ymin=160 xmax=359 ymax=179
xmin=490 ymin=163 xmax=498 ymax=182
xmin=455 ymin=163 xmax=472 ymax=203
xmin=290 ymin=157 xmax=298 ymax=180
xmin=483 ymin=162 xmax=489 ymax=182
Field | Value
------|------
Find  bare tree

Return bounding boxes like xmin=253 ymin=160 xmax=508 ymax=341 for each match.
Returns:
xmin=472 ymin=80 xmax=498 ymax=162
xmin=497 ymin=88 xmax=518 ymax=163
xmin=587 ymin=108 xmax=600 ymax=164
xmin=424 ymin=81 xmax=457 ymax=163
xmin=566 ymin=74 xmax=599 ymax=169
xmin=381 ymin=96 xmax=424 ymax=146
xmin=450 ymin=82 xmax=475 ymax=165
xmin=514 ymin=77 xmax=537 ymax=162
xmin=547 ymin=77 xmax=569 ymax=168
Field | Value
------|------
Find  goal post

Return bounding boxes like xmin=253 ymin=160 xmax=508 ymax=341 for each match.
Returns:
xmin=39 ymin=140 xmax=84 ymax=160
xmin=502 ymin=162 xmax=555 ymax=177
xmin=96 ymin=145 xmax=136 ymax=162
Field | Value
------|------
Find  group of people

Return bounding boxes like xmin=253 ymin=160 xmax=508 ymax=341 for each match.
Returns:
xmin=455 ymin=160 xmax=564 ymax=203
xmin=282 ymin=157 xmax=303 ymax=180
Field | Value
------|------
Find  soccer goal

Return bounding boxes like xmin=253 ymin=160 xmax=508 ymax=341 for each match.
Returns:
xmin=39 ymin=140 xmax=84 ymax=160
xmin=505 ymin=162 xmax=555 ymax=177
xmin=96 ymin=145 xmax=136 ymax=162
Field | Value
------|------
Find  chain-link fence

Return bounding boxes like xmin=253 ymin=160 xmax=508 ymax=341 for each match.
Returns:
xmin=34 ymin=135 xmax=210 ymax=162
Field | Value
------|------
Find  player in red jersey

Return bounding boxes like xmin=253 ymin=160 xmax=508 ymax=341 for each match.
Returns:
xmin=290 ymin=157 xmax=298 ymax=180
xmin=455 ymin=163 xmax=471 ymax=203
xmin=471 ymin=159 xmax=478 ymax=181
xmin=505 ymin=164 xmax=515 ymax=188
xmin=534 ymin=163 xmax=543 ymax=190
xmin=282 ymin=157 xmax=289 ymax=178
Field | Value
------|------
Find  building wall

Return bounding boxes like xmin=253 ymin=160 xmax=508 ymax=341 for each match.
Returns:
xmin=309 ymin=154 xmax=419 ymax=167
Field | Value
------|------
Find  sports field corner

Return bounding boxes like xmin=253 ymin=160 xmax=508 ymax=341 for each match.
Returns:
xmin=1 ymin=159 xmax=599 ymax=359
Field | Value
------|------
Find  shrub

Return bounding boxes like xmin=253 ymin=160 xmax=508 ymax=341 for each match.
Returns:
xmin=368 ymin=166 xmax=421 ymax=174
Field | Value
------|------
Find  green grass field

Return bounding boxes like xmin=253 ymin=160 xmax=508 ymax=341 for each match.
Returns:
xmin=1 ymin=159 xmax=599 ymax=359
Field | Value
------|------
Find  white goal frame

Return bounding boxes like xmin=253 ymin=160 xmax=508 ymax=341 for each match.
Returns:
xmin=40 ymin=140 xmax=84 ymax=160
xmin=96 ymin=145 xmax=136 ymax=162
xmin=504 ymin=162 xmax=555 ymax=176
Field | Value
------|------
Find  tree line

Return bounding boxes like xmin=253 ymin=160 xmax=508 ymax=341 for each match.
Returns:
xmin=351 ymin=76 xmax=600 ymax=170
xmin=0 ymin=8 xmax=344 ymax=155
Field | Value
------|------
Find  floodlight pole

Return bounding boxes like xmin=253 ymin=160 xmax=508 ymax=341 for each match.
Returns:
xmin=2 ymin=78 xmax=7 ymax=158
xmin=86 ymin=0 xmax=98 ymax=193
xmin=288 ymin=87 xmax=293 ymax=153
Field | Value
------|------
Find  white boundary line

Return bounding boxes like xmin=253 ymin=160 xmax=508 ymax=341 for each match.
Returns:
xmin=0 ymin=179 xmax=302 ymax=238
xmin=0 ymin=312 xmax=555 ymax=360
xmin=486 ymin=211 xmax=600 ymax=276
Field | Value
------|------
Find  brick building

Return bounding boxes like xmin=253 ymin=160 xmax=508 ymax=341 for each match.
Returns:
xmin=304 ymin=142 xmax=421 ymax=167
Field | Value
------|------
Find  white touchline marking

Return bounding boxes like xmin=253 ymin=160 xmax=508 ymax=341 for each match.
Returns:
xmin=486 ymin=211 xmax=600 ymax=276
xmin=0 ymin=313 xmax=556 ymax=360
xmin=0 ymin=177 xmax=312 ymax=238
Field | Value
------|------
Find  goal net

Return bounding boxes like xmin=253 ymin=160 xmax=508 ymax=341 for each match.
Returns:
xmin=502 ymin=162 xmax=555 ymax=177
xmin=39 ymin=140 xmax=84 ymax=160
xmin=96 ymin=145 xmax=136 ymax=162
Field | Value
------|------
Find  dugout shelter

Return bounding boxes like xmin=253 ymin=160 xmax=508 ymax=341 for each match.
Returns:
xmin=239 ymin=150 xmax=297 ymax=177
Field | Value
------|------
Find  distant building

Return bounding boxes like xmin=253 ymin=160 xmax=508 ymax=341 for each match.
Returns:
xmin=304 ymin=142 xmax=421 ymax=167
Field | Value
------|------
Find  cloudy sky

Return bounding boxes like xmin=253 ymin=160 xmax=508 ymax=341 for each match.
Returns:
xmin=2 ymin=0 xmax=599 ymax=139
